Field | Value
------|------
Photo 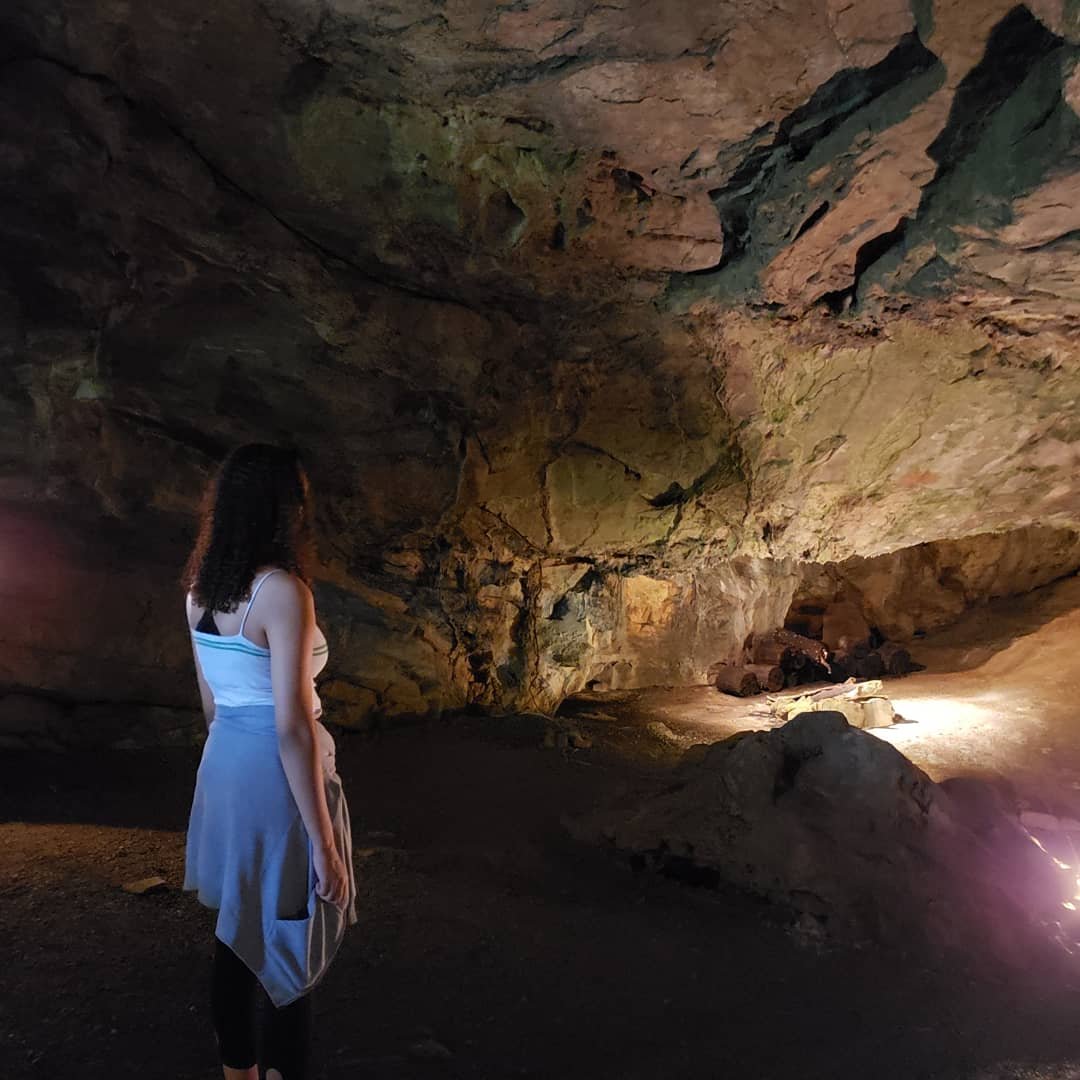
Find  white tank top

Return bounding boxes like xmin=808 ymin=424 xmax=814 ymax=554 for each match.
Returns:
xmin=191 ymin=570 xmax=329 ymax=717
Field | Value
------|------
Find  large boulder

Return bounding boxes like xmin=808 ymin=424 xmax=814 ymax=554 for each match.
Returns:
xmin=569 ymin=711 xmax=1074 ymax=969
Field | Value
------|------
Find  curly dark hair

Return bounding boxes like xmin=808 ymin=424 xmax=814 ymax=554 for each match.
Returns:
xmin=183 ymin=444 xmax=314 ymax=612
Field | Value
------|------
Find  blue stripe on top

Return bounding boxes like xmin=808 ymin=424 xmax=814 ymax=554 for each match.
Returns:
xmin=192 ymin=632 xmax=271 ymax=657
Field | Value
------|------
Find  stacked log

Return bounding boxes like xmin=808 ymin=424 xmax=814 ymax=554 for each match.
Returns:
xmin=751 ymin=635 xmax=793 ymax=668
xmin=878 ymin=642 xmax=913 ymax=675
xmin=802 ymin=659 xmax=832 ymax=683
xmin=832 ymin=651 xmax=879 ymax=678
xmin=752 ymin=630 xmax=827 ymax=673
xmin=831 ymin=646 xmax=914 ymax=681
xmin=859 ymin=652 xmax=887 ymax=679
xmin=708 ymin=621 xmax=919 ymax=699
xmin=748 ymin=664 xmax=785 ymax=692
xmin=711 ymin=665 xmax=761 ymax=697
xmin=773 ymin=629 xmax=830 ymax=669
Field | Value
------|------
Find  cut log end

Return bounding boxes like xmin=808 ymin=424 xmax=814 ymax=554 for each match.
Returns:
xmin=747 ymin=663 xmax=785 ymax=692
xmin=712 ymin=665 xmax=761 ymax=697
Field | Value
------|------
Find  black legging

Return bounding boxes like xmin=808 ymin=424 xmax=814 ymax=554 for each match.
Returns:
xmin=211 ymin=938 xmax=313 ymax=1078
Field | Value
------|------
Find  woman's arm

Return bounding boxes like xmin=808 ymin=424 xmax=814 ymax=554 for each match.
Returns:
xmin=264 ymin=574 xmax=348 ymax=907
xmin=185 ymin=595 xmax=215 ymax=729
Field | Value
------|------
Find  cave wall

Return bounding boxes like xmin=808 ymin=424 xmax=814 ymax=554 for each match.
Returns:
xmin=795 ymin=525 xmax=1080 ymax=641
xmin=531 ymin=557 xmax=800 ymax=703
xmin=2 ymin=2 xmax=1080 ymax=741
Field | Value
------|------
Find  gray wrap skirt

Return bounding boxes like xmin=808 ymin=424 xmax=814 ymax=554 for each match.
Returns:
xmin=183 ymin=705 xmax=357 ymax=1006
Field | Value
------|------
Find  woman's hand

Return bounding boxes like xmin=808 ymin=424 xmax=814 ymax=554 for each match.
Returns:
xmin=313 ymin=841 xmax=349 ymax=908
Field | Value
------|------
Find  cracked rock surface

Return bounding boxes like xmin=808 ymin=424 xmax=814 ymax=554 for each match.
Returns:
xmin=1 ymin=1 xmax=1079 ymax=735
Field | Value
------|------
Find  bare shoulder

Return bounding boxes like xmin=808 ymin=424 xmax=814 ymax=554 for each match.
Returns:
xmin=259 ymin=570 xmax=314 ymax=615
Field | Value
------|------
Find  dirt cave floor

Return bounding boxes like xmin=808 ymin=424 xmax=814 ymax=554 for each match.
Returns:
xmin=6 ymin=583 xmax=1080 ymax=1078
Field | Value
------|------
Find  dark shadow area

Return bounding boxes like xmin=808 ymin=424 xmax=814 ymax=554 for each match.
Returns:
xmin=4 ymin=722 xmax=1080 ymax=1078
xmin=0 ymin=747 xmax=201 ymax=829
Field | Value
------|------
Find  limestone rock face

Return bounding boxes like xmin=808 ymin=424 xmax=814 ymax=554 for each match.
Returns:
xmin=797 ymin=526 xmax=1080 ymax=640
xmin=569 ymin=711 xmax=1072 ymax=966
xmin=1 ymin=2 xmax=1079 ymax=731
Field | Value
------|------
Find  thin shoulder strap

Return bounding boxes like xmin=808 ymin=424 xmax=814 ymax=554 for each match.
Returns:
xmin=239 ymin=569 xmax=283 ymax=635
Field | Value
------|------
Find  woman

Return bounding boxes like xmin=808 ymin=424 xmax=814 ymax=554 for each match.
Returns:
xmin=182 ymin=444 xmax=357 ymax=1080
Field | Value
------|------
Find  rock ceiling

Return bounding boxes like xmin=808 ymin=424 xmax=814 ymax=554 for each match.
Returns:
xmin=1 ymin=1 xmax=1079 ymax=726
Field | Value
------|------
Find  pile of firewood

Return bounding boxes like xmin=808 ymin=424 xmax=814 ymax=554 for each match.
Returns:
xmin=707 ymin=603 xmax=921 ymax=699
